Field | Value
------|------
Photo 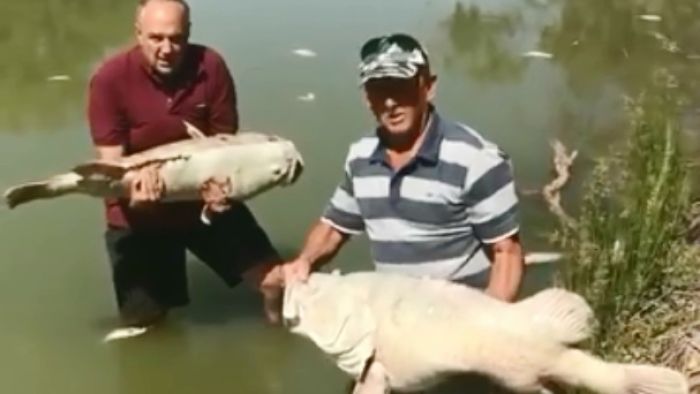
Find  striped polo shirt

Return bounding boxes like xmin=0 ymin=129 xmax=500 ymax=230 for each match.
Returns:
xmin=321 ymin=108 xmax=520 ymax=280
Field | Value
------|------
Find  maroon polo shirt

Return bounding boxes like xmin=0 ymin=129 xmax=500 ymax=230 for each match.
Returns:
xmin=87 ymin=43 xmax=238 ymax=231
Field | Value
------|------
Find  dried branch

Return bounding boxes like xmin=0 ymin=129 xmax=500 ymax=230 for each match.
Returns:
xmin=542 ymin=139 xmax=578 ymax=229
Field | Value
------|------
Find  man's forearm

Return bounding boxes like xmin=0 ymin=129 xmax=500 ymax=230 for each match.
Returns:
xmin=485 ymin=236 xmax=524 ymax=302
xmin=297 ymin=220 xmax=349 ymax=269
xmin=96 ymin=145 xmax=124 ymax=160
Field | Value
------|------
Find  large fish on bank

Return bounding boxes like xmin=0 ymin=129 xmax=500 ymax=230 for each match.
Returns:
xmin=3 ymin=125 xmax=304 ymax=210
xmin=283 ymin=271 xmax=688 ymax=394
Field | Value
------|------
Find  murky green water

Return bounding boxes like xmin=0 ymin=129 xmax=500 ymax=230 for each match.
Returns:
xmin=1 ymin=1 xmax=699 ymax=393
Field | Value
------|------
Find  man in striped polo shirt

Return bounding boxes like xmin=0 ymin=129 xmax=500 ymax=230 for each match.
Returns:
xmin=283 ymin=33 xmax=524 ymax=301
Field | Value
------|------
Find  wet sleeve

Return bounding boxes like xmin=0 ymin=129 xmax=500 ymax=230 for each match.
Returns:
xmin=207 ymin=52 xmax=239 ymax=135
xmin=464 ymin=147 xmax=520 ymax=243
xmin=321 ymin=158 xmax=365 ymax=235
xmin=87 ymin=71 xmax=126 ymax=146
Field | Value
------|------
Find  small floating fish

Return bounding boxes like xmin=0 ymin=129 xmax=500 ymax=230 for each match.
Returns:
xmin=297 ymin=92 xmax=315 ymax=102
xmin=47 ymin=75 xmax=70 ymax=82
xmin=638 ymin=14 xmax=662 ymax=22
xmin=522 ymin=50 xmax=553 ymax=59
xmin=292 ymin=48 xmax=317 ymax=58
xmin=103 ymin=326 xmax=149 ymax=342
xmin=524 ymin=252 xmax=563 ymax=264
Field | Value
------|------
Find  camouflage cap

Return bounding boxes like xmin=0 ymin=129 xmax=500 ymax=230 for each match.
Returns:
xmin=358 ymin=33 xmax=430 ymax=84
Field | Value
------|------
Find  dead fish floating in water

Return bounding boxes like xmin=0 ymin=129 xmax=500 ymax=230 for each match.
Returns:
xmin=284 ymin=271 xmax=689 ymax=394
xmin=3 ymin=122 xmax=304 ymax=214
xmin=638 ymin=14 xmax=662 ymax=22
xmin=102 ymin=326 xmax=149 ymax=342
xmin=47 ymin=75 xmax=71 ymax=82
xmin=522 ymin=50 xmax=554 ymax=59
xmin=292 ymin=48 xmax=317 ymax=58
xmin=297 ymin=92 xmax=316 ymax=102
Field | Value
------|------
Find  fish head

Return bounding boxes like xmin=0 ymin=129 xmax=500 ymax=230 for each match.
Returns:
xmin=283 ymin=272 xmax=376 ymax=376
xmin=283 ymin=272 xmax=342 ymax=333
xmin=283 ymin=273 xmax=371 ymax=350
xmin=221 ymin=137 xmax=304 ymax=198
xmin=252 ymin=139 xmax=304 ymax=187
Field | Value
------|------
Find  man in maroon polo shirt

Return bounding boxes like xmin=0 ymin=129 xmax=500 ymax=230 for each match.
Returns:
xmin=87 ymin=0 xmax=283 ymax=330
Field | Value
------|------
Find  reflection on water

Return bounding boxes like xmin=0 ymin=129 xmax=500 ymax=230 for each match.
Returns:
xmin=441 ymin=3 xmax=526 ymax=83
xmin=442 ymin=0 xmax=700 ymax=98
xmin=0 ymin=0 xmax=133 ymax=132
xmin=539 ymin=0 xmax=700 ymax=98
xmin=440 ymin=0 xmax=700 ymax=190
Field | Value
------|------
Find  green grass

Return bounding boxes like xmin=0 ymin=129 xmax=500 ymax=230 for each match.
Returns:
xmin=550 ymin=70 xmax=700 ymax=369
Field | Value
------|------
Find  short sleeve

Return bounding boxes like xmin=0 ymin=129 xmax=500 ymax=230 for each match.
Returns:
xmin=464 ymin=147 xmax=520 ymax=243
xmin=321 ymin=153 xmax=365 ymax=235
xmin=87 ymin=70 xmax=126 ymax=146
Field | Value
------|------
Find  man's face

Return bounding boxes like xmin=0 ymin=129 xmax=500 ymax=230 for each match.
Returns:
xmin=363 ymin=74 xmax=436 ymax=137
xmin=135 ymin=1 xmax=190 ymax=76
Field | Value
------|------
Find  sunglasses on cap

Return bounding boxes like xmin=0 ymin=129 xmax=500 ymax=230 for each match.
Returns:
xmin=359 ymin=33 xmax=429 ymax=63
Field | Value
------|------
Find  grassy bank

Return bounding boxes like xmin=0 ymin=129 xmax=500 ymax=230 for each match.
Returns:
xmin=549 ymin=70 xmax=700 ymax=380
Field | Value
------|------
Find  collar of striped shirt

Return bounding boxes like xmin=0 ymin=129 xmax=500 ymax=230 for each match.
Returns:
xmin=368 ymin=105 xmax=442 ymax=166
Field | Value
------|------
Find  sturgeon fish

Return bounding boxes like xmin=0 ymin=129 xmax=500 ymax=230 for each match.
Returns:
xmin=3 ymin=123 xmax=304 ymax=211
xmin=283 ymin=271 xmax=688 ymax=394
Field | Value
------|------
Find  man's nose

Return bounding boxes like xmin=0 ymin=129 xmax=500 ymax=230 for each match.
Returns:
xmin=161 ymin=39 xmax=173 ymax=55
xmin=383 ymin=96 xmax=398 ymax=109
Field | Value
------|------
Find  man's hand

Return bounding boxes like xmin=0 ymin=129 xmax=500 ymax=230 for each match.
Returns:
xmin=282 ymin=256 xmax=313 ymax=285
xmin=280 ymin=221 xmax=350 ymax=285
xmin=129 ymin=165 xmax=164 ymax=207
xmin=200 ymin=176 xmax=233 ymax=215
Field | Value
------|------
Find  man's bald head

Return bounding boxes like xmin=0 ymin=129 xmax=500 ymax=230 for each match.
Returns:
xmin=135 ymin=0 xmax=191 ymax=76
xmin=136 ymin=0 xmax=190 ymax=24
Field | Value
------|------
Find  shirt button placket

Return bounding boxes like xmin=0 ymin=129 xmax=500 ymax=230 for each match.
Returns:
xmin=389 ymin=174 xmax=401 ymax=205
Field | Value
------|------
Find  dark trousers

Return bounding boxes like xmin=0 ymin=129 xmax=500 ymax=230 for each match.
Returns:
xmin=104 ymin=203 xmax=279 ymax=326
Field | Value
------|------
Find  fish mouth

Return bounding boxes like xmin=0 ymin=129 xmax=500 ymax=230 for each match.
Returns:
xmin=283 ymin=316 xmax=300 ymax=328
xmin=285 ymin=157 xmax=304 ymax=185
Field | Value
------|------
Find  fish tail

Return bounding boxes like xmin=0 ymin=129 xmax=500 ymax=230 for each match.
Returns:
xmin=3 ymin=173 xmax=81 ymax=208
xmin=515 ymin=288 xmax=594 ymax=344
xmin=620 ymin=364 xmax=688 ymax=394
xmin=549 ymin=349 xmax=688 ymax=394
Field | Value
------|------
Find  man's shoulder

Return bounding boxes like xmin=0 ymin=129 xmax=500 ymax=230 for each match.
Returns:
xmin=346 ymin=133 xmax=379 ymax=162
xmin=90 ymin=45 xmax=137 ymax=82
xmin=436 ymin=113 xmax=509 ymax=161
xmin=190 ymin=43 xmax=230 ymax=72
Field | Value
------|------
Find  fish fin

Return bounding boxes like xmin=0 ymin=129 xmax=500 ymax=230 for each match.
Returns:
xmin=549 ymin=349 xmax=688 ymax=394
xmin=353 ymin=359 xmax=390 ymax=394
xmin=516 ymin=288 xmax=594 ymax=344
xmin=73 ymin=161 xmax=126 ymax=179
xmin=184 ymin=120 xmax=206 ymax=139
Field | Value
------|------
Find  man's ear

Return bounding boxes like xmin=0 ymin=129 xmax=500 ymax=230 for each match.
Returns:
xmin=426 ymin=74 xmax=438 ymax=102
xmin=184 ymin=22 xmax=192 ymax=41
xmin=362 ymin=88 xmax=373 ymax=111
